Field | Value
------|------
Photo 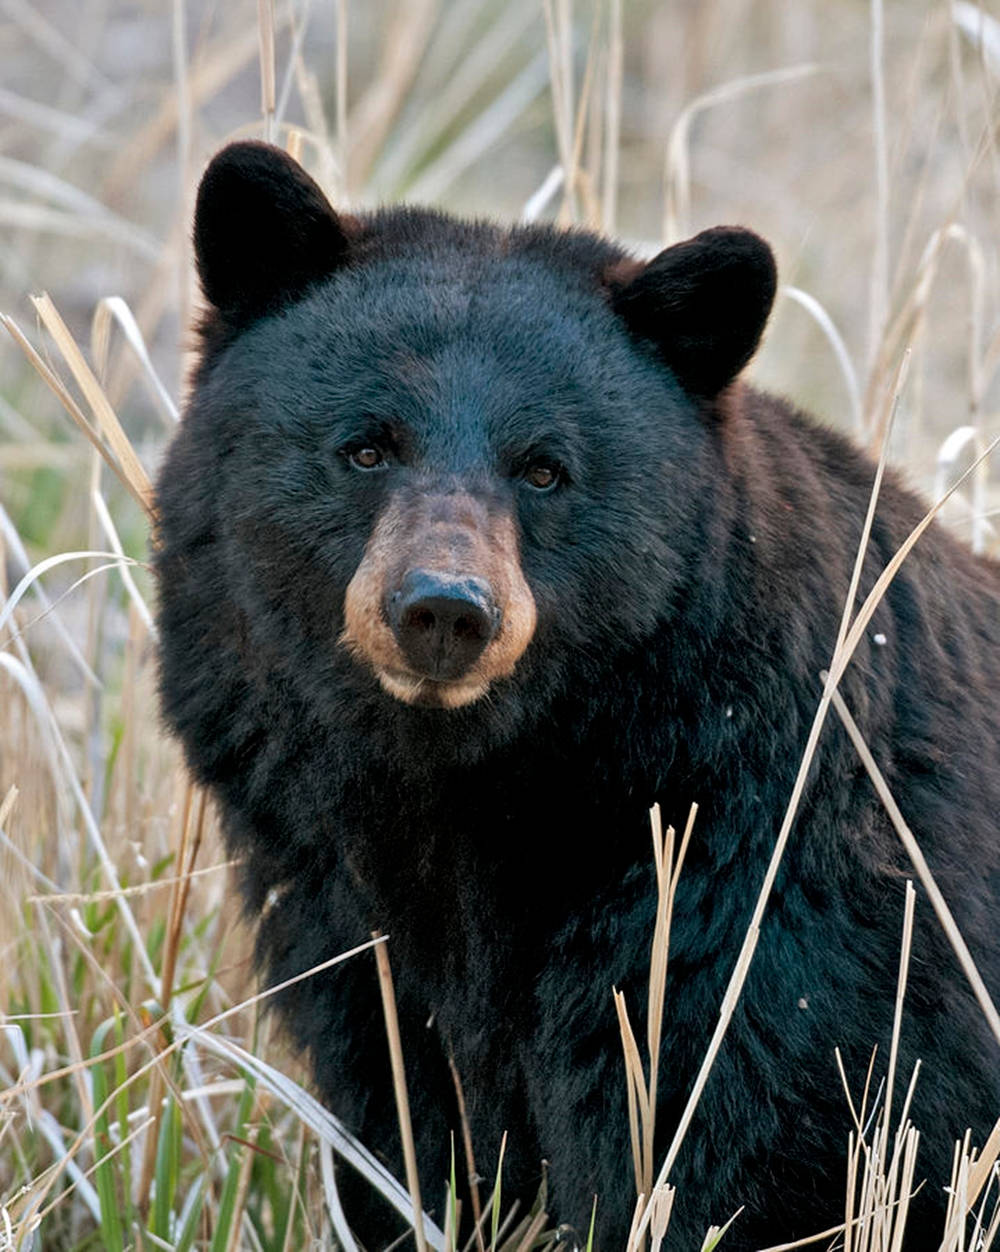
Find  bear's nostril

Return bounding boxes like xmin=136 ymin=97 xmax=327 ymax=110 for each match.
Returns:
xmin=453 ymin=614 xmax=482 ymax=641
xmin=406 ymin=607 xmax=437 ymax=635
xmin=388 ymin=571 xmax=498 ymax=680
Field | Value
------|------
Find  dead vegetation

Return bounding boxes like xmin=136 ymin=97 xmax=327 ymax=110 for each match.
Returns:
xmin=1 ymin=1 xmax=999 ymax=1248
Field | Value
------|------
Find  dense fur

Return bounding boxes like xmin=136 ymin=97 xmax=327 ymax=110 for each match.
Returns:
xmin=155 ymin=142 xmax=1000 ymax=1250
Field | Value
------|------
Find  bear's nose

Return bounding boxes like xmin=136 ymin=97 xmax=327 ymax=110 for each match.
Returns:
xmin=387 ymin=570 xmax=499 ymax=681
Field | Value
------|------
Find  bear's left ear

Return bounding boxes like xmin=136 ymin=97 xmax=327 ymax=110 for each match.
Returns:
xmin=194 ymin=141 xmax=354 ymax=326
xmin=609 ymin=227 xmax=777 ymax=398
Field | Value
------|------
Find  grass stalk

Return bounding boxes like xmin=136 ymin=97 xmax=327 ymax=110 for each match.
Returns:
xmin=257 ymin=0 xmax=276 ymax=142
xmin=448 ymin=1052 xmax=484 ymax=1244
xmin=373 ymin=930 xmax=429 ymax=1252
xmin=0 ymin=314 xmax=151 ymax=518
xmin=172 ymin=0 xmax=192 ymax=336
xmin=601 ymin=0 xmax=622 ymax=234
xmin=334 ymin=0 xmax=348 ymax=198
xmin=867 ymin=0 xmax=890 ymax=381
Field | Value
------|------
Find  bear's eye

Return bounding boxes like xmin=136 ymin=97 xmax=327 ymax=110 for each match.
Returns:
xmin=347 ymin=446 xmax=386 ymax=471
xmin=523 ymin=463 xmax=561 ymax=491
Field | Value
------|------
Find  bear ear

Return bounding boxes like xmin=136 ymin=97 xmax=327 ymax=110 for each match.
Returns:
xmin=609 ymin=226 xmax=777 ymax=398
xmin=194 ymin=141 xmax=353 ymax=325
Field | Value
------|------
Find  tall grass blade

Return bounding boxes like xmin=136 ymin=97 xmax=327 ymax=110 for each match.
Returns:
xmin=88 ymin=1017 xmax=126 ymax=1252
xmin=489 ymin=1131 xmax=507 ymax=1252
xmin=208 ymin=1075 xmax=256 ymax=1252
xmin=151 ymin=1093 xmax=182 ymax=1239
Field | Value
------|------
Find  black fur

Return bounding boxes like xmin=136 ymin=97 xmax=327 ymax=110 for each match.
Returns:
xmin=155 ymin=142 xmax=1000 ymax=1250
xmin=193 ymin=142 xmax=353 ymax=328
xmin=611 ymin=226 xmax=777 ymax=395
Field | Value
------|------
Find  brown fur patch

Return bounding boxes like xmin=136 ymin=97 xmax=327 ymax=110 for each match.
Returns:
xmin=602 ymin=257 xmax=645 ymax=290
xmin=341 ymin=489 xmax=536 ymax=708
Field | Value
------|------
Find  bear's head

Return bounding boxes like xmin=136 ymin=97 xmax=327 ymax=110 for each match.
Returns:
xmin=158 ymin=142 xmax=775 ymax=729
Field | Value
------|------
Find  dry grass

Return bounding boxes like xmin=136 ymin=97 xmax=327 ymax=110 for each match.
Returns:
xmin=1 ymin=1 xmax=1000 ymax=1249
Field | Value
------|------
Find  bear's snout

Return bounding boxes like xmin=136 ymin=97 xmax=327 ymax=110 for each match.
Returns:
xmin=387 ymin=570 xmax=499 ymax=680
xmin=340 ymin=489 xmax=537 ymax=707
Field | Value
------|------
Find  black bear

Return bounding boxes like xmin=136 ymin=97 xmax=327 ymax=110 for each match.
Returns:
xmin=154 ymin=141 xmax=1000 ymax=1250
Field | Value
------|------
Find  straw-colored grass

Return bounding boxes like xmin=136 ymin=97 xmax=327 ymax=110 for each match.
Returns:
xmin=2 ymin=2 xmax=999 ymax=1249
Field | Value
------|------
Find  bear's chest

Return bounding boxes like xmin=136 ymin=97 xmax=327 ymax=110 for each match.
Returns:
xmin=337 ymin=766 xmax=655 ymax=997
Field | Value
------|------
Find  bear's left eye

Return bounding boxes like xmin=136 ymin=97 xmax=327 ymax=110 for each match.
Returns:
xmin=523 ymin=463 xmax=562 ymax=491
xmin=347 ymin=446 xmax=386 ymax=471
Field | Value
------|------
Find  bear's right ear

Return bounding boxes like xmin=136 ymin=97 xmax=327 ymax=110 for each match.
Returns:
xmin=194 ymin=141 xmax=353 ymax=326
xmin=609 ymin=226 xmax=777 ymax=399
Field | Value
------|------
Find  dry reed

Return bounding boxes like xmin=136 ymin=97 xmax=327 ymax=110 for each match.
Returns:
xmin=2 ymin=3 xmax=999 ymax=1250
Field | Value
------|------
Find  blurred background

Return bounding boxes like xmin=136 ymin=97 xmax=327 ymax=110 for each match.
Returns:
xmin=1 ymin=2 xmax=998 ymax=1247
xmin=2 ymin=2 xmax=999 ymax=459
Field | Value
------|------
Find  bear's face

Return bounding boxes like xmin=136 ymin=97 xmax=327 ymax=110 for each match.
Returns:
xmin=165 ymin=142 xmax=776 ymax=717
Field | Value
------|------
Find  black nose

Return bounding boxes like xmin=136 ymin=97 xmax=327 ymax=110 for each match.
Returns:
xmin=387 ymin=571 xmax=499 ymax=680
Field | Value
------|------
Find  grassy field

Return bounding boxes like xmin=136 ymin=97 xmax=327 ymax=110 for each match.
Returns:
xmin=1 ymin=1 xmax=999 ymax=1249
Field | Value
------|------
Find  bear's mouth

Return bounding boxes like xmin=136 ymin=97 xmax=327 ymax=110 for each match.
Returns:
xmin=375 ymin=666 xmax=489 ymax=710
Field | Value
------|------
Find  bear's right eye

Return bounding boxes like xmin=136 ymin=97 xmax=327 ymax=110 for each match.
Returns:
xmin=347 ymin=446 xmax=386 ymax=471
xmin=524 ymin=464 xmax=558 ymax=491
